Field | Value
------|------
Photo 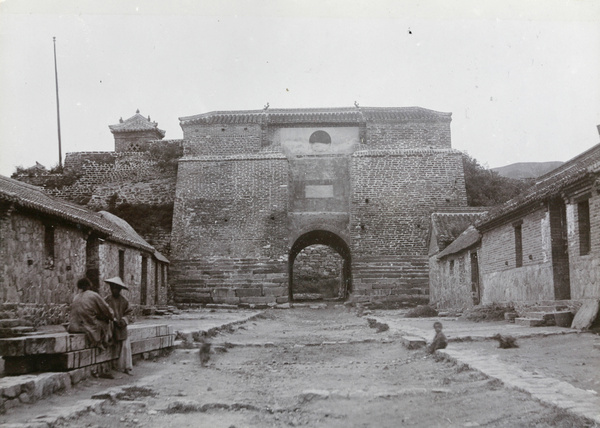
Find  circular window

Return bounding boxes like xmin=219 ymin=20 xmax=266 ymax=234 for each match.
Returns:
xmin=309 ymin=130 xmax=331 ymax=145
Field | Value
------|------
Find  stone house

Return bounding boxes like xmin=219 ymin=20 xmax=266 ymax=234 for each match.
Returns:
xmin=428 ymin=210 xmax=488 ymax=309
xmin=430 ymin=139 xmax=600 ymax=310
xmin=0 ymin=175 xmax=169 ymax=326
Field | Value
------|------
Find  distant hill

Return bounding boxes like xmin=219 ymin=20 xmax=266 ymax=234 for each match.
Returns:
xmin=492 ymin=161 xmax=564 ymax=180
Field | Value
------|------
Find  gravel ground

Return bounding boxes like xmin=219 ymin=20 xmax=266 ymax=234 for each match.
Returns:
xmin=23 ymin=306 xmax=592 ymax=428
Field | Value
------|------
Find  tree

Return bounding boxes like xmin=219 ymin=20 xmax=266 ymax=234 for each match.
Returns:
xmin=463 ymin=154 xmax=532 ymax=207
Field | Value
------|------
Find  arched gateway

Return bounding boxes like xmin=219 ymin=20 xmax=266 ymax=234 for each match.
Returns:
xmin=170 ymin=106 xmax=467 ymax=305
xmin=288 ymin=230 xmax=352 ymax=302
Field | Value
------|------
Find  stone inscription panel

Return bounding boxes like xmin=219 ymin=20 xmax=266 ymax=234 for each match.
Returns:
xmin=305 ymin=184 xmax=334 ymax=198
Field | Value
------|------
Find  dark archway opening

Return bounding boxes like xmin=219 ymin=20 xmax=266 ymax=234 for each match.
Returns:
xmin=288 ymin=230 xmax=351 ymax=302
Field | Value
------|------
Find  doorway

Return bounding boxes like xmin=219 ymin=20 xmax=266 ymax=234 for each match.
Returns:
xmin=288 ymin=230 xmax=351 ymax=302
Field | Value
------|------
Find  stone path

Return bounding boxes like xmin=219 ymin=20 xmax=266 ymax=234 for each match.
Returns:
xmin=0 ymin=309 xmax=262 ymax=426
xmin=368 ymin=312 xmax=599 ymax=425
xmin=439 ymin=348 xmax=600 ymax=424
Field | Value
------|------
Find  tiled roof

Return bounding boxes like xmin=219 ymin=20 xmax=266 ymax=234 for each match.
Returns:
xmin=179 ymin=106 xmax=451 ymax=126
xmin=0 ymin=175 xmax=112 ymax=235
xmin=109 ymin=112 xmax=166 ymax=137
xmin=0 ymin=175 xmax=162 ymax=254
xmin=98 ymin=211 xmax=155 ymax=254
xmin=437 ymin=226 xmax=481 ymax=259
xmin=478 ymin=142 xmax=600 ymax=229
xmin=430 ymin=211 xmax=488 ymax=252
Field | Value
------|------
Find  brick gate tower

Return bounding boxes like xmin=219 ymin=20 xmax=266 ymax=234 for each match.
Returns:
xmin=170 ymin=106 xmax=467 ymax=305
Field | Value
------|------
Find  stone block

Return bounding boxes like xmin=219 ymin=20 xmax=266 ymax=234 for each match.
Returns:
xmin=128 ymin=325 xmax=171 ymax=342
xmin=3 ymin=396 xmax=20 ymax=411
xmin=553 ymin=311 xmax=573 ymax=328
xmin=67 ymin=334 xmax=88 ymax=352
xmin=4 ymin=356 xmax=36 ymax=375
xmin=131 ymin=337 xmax=162 ymax=355
xmin=25 ymin=335 xmax=68 ymax=355
xmin=276 ymin=296 xmax=289 ymax=304
xmin=240 ymin=296 xmax=275 ymax=304
xmin=206 ymin=304 xmax=238 ymax=310
xmin=263 ymin=287 xmax=287 ymax=297
xmin=0 ymin=338 xmax=25 ymax=357
xmin=211 ymin=288 xmax=236 ymax=299
xmin=235 ymin=288 xmax=262 ymax=297
xmin=2 ymin=383 xmax=21 ymax=399
xmin=0 ymin=319 xmax=21 ymax=328
xmin=69 ymin=367 xmax=87 ymax=385
xmin=515 ymin=317 xmax=544 ymax=327
xmin=399 ymin=336 xmax=427 ymax=350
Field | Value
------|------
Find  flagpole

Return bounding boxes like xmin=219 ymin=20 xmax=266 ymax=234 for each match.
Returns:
xmin=53 ymin=37 xmax=63 ymax=170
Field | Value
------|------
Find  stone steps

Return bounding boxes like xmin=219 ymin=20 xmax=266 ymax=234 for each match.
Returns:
xmin=513 ymin=306 xmax=574 ymax=328
xmin=514 ymin=318 xmax=545 ymax=327
xmin=0 ymin=324 xmax=175 ymax=375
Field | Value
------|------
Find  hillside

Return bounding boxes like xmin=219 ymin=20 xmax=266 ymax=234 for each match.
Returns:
xmin=492 ymin=161 xmax=563 ymax=180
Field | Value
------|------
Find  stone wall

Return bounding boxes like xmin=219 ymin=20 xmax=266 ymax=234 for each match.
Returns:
xmin=429 ymin=251 xmax=477 ymax=310
xmin=14 ymin=145 xmax=181 ymax=256
xmin=0 ymin=206 xmax=166 ymax=326
xmin=293 ymin=245 xmax=342 ymax=297
xmin=99 ymin=243 xmax=167 ymax=307
xmin=1 ymin=210 xmax=86 ymax=306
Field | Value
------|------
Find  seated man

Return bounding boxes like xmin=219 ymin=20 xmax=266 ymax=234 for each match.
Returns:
xmin=68 ymin=277 xmax=115 ymax=350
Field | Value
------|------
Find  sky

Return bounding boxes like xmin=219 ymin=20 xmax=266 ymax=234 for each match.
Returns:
xmin=1 ymin=0 xmax=599 ymax=176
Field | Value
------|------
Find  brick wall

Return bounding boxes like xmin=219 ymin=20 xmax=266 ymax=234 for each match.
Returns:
xmin=183 ymin=124 xmax=264 ymax=156
xmin=114 ymin=130 xmax=164 ymax=152
xmin=361 ymin=121 xmax=451 ymax=150
xmin=170 ymin=154 xmax=289 ymax=303
xmin=567 ymin=192 xmax=600 ymax=299
xmin=479 ymin=208 xmax=555 ymax=303
xmin=350 ymin=149 xmax=467 ymax=257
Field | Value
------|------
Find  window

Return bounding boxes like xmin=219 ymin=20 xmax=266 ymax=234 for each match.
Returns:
xmin=578 ymin=199 xmax=591 ymax=255
xmin=514 ymin=223 xmax=523 ymax=267
xmin=44 ymin=224 xmax=55 ymax=269
xmin=449 ymin=259 xmax=454 ymax=274
xmin=309 ymin=130 xmax=331 ymax=145
xmin=118 ymin=250 xmax=125 ymax=279
xmin=141 ymin=256 xmax=148 ymax=305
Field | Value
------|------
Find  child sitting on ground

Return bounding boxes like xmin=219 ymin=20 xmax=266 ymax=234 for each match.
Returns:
xmin=427 ymin=321 xmax=447 ymax=354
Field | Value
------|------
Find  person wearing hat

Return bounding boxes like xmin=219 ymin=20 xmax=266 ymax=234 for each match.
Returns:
xmin=68 ymin=277 xmax=115 ymax=350
xmin=104 ymin=277 xmax=133 ymax=375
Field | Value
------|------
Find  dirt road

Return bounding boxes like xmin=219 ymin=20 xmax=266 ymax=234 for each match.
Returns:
xmin=16 ymin=307 xmax=597 ymax=427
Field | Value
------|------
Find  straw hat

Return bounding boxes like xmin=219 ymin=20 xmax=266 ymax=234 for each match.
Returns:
xmin=104 ymin=276 xmax=129 ymax=290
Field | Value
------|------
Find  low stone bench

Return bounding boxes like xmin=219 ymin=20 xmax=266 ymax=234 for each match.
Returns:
xmin=0 ymin=324 xmax=174 ymax=375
